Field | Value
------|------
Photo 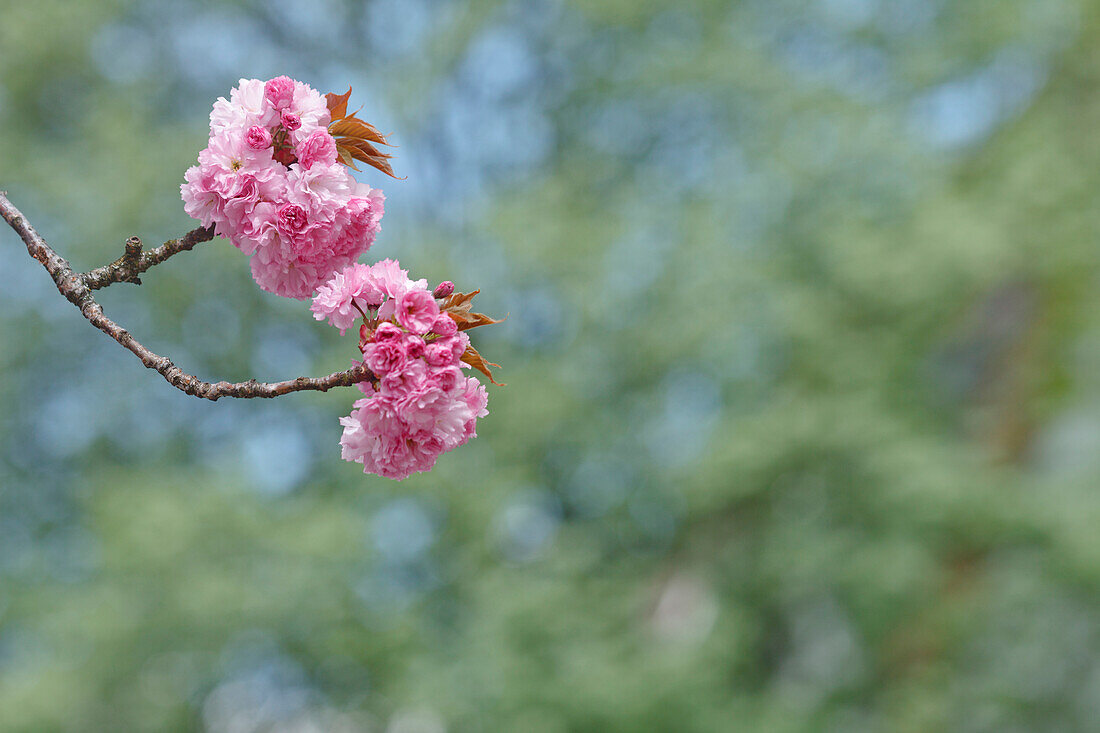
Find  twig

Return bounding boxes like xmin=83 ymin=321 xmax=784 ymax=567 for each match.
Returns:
xmin=0 ymin=191 xmax=375 ymax=401
xmin=83 ymin=226 xmax=216 ymax=289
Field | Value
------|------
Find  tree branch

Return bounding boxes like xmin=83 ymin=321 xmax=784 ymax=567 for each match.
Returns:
xmin=83 ymin=226 xmax=216 ymax=289
xmin=0 ymin=191 xmax=375 ymax=401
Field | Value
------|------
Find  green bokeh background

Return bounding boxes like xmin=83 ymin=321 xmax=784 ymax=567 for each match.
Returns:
xmin=3 ymin=0 xmax=1100 ymax=730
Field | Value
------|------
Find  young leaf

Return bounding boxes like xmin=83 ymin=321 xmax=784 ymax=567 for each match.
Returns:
xmin=461 ymin=344 xmax=504 ymax=385
xmin=326 ymin=88 xmax=352 ymax=120
xmin=340 ymin=137 xmax=393 ymax=162
xmin=447 ymin=310 xmax=505 ymax=331
xmin=336 ymin=145 xmax=360 ymax=171
xmin=338 ymin=138 xmax=400 ymax=178
xmin=443 ymin=290 xmax=481 ymax=314
xmin=329 ymin=117 xmax=390 ymax=145
xmin=442 ymin=290 xmax=503 ymax=330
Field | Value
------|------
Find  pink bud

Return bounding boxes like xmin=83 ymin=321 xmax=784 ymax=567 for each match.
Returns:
xmin=433 ymin=280 xmax=455 ymax=298
xmin=372 ymin=322 xmax=404 ymax=342
xmin=281 ymin=111 xmax=301 ymax=131
xmin=264 ymin=76 xmax=296 ymax=110
xmin=245 ymin=125 xmax=272 ymax=150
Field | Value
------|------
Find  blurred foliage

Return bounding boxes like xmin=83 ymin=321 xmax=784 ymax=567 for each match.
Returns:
xmin=3 ymin=0 xmax=1100 ymax=730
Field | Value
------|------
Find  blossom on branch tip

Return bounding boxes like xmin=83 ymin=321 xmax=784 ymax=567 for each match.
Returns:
xmin=181 ymin=77 xmax=384 ymax=299
xmin=311 ymin=262 xmax=501 ymax=479
xmin=174 ymin=79 xmax=501 ymax=480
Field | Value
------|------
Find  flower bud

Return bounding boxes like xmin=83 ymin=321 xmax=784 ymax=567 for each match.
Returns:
xmin=372 ymin=322 xmax=404 ymax=342
xmin=281 ymin=111 xmax=301 ymax=131
xmin=245 ymin=125 xmax=272 ymax=150
xmin=433 ymin=280 xmax=454 ymax=298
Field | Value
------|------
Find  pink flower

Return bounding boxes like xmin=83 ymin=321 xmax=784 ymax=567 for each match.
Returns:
xmin=435 ymin=366 xmax=464 ymax=392
xmin=186 ymin=79 xmax=494 ymax=479
xmin=380 ymin=359 xmax=428 ymax=400
xmin=245 ymin=125 xmax=272 ymax=149
xmin=452 ymin=332 xmax=471 ymax=362
xmin=198 ymin=128 xmax=275 ymax=176
xmin=211 ymin=79 xmax=276 ymax=132
xmin=431 ymin=314 xmax=458 ymax=337
xmin=232 ymin=201 xmax=278 ymax=255
xmin=369 ymin=259 xmax=418 ymax=299
xmin=424 ymin=341 xmax=455 ymax=367
xmin=339 ymin=361 xmax=490 ymax=480
xmin=265 ymin=76 xmax=296 ymax=109
xmin=363 ymin=339 xmax=408 ymax=375
xmin=432 ymin=332 xmax=469 ymax=364
xmin=460 ymin=377 xmax=490 ymax=437
xmin=183 ymin=78 xmax=387 ymax=297
xmin=249 ymin=257 xmax=319 ymax=300
xmin=340 ymin=407 xmax=424 ymax=480
xmin=311 ymin=263 xmax=385 ymax=333
xmin=281 ymin=111 xmax=301 ymax=131
xmin=332 ymin=266 xmax=491 ymax=480
xmin=181 ymin=165 xmax=222 ymax=228
xmin=404 ymin=334 xmax=426 ymax=359
xmin=287 ymin=82 xmax=331 ymax=141
xmin=396 ymin=289 xmax=440 ymax=335
xmin=297 ymin=129 xmax=337 ymax=170
xmin=393 ymin=385 xmax=452 ymax=433
xmin=221 ymin=174 xmax=267 ymax=236
xmin=372 ymin=322 xmax=404 ymax=342
xmin=275 ymin=203 xmax=310 ymax=240
xmin=286 ymin=162 xmax=353 ymax=213
xmin=327 ymin=194 xmax=383 ymax=262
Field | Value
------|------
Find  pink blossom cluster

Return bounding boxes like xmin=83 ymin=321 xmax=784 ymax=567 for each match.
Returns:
xmin=181 ymin=77 xmax=384 ymax=299
xmin=312 ymin=260 xmax=489 ymax=480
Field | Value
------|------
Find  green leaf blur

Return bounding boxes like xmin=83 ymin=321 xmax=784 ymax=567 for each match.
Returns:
xmin=2 ymin=0 xmax=1100 ymax=730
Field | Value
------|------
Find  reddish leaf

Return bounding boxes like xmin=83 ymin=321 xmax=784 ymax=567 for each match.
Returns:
xmin=338 ymin=139 xmax=400 ymax=178
xmin=442 ymin=290 xmax=480 ymax=314
xmin=329 ymin=117 xmax=390 ymax=145
xmin=461 ymin=344 xmax=504 ymax=385
xmin=336 ymin=145 xmax=360 ymax=171
xmin=325 ymin=98 xmax=400 ymax=177
xmin=326 ymin=88 xmax=352 ymax=120
xmin=340 ymin=137 xmax=394 ymax=161
xmin=447 ymin=310 xmax=505 ymax=331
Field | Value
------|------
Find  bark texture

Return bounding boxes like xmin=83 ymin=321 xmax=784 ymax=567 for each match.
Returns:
xmin=0 ymin=192 xmax=374 ymax=401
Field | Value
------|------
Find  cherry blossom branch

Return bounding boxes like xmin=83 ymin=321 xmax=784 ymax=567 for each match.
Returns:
xmin=83 ymin=226 xmax=216 ymax=289
xmin=0 ymin=191 xmax=375 ymax=401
